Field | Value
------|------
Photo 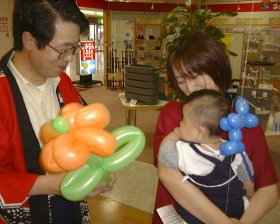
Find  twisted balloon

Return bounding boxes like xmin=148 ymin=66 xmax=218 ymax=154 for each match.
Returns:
xmin=39 ymin=102 xmax=117 ymax=173
xmin=219 ymin=97 xmax=259 ymax=156
xmin=39 ymin=102 xmax=146 ymax=201
xmin=219 ymin=97 xmax=259 ymax=181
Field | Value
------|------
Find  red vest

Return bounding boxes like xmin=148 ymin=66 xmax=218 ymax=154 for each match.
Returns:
xmin=0 ymin=51 xmax=84 ymax=223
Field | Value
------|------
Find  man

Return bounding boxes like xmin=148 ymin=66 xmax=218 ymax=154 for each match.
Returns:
xmin=0 ymin=0 xmax=115 ymax=223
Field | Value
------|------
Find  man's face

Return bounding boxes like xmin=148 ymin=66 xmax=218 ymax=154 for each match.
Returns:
xmin=29 ymin=19 xmax=81 ymax=81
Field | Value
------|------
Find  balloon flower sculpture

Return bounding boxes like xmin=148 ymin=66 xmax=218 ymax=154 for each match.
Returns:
xmin=219 ymin=97 xmax=259 ymax=182
xmin=39 ymin=102 xmax=145 ymax=201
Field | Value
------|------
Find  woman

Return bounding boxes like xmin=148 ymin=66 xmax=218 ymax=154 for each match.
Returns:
xmin=152 ymin=30 xmax=278 ymax=224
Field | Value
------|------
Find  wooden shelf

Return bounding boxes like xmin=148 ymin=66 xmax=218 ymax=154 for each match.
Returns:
xmin=247 ymin=61 xmax=275 ymax=66
xmin=134 ymin=18 xmax=165 ymax=68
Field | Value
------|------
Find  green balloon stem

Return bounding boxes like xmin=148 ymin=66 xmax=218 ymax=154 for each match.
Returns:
xmin=60 ymin=125 xmax=146 ymax=201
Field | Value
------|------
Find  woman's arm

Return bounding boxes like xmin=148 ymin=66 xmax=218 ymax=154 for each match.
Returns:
xmin=158 ymin=161 xmax=243 ymax=224
xmin=240 ymin=184 xmax=278 ymax=224
xmin=240 ymin=125 xmax=279 ymax=223
xmin=153 ymin=101 xmax=183 ymax=166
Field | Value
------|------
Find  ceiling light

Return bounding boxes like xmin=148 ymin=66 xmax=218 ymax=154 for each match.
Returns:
xmin=80 ymin=9 xmax=103 ymax=17
xmin=237 ymin=1 xmax=241 ymax=10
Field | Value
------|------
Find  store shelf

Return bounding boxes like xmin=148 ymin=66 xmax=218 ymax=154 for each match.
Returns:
xmin=243 ymin=27 xmax=280 ymax=81
xmin=134 ymin=18 xmax=165 ymax=68
xmin=247 ymin=61 xmax=275 ymax=66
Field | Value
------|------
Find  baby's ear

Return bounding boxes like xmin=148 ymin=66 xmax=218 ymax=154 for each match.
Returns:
xmin=196 ymin=126 xmax=208 ymax=141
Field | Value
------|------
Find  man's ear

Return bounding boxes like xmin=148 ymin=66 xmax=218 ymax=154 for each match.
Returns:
xmin=22 ymin=31 xmax=36 ymax=50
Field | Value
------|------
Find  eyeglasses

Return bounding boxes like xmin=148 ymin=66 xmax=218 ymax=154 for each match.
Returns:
xmin=47 ymin=40 xmax=84 ymax=60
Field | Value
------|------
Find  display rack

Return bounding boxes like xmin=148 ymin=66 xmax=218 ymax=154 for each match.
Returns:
xmin=243 ymin=26 xmax=280 ymax=81
xmin=134 ymin=18 xmax=165 ymax=68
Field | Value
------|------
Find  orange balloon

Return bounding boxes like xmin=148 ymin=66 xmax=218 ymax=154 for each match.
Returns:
xmin=40 ymin=121 xmax=60 ymax=144
xmin=39 ymin=102 xmax=115 ymax=174
xmin=39 ymin=139 xmax=66 ymax=173
xmin=74 ymin=127 xmax=117 ymax=157
xmin=60 ymin=103 xmax=83 ymax=130
xmin=52 ymin=133 xmax=90 ymax=171
xmin=75 ymin=103 xmax=110 ymax=129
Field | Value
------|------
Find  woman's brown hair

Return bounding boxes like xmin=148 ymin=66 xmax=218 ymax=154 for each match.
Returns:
xmin=167 ymin=30 xmax=232 ymax=102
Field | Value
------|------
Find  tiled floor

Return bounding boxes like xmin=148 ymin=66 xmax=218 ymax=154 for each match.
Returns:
xmin=80 ymin=84 xmax=280 ymax=224
xmin=80 ymin=86 xmax=159 ymax=223
xmin=87 ymin=161 xmax=158 ymax=224
xmin=100 ymin=161 xmax=157 ymax=213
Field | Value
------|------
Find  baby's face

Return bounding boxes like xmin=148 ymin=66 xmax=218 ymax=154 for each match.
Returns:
xmin=179 ymin=104 xmax=200 ymax=142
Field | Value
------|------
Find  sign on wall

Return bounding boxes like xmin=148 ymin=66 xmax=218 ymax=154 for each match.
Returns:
xmin=0 ymin=0 xmax=12 ymax=57
xmin=80 ymin=41 xmax=96 ymax=75
xmin=211 ymin=11 xmax=280 ymax=26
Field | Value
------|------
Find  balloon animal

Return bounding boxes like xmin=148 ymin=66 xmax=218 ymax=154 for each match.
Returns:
xmin=219 ymin=97 xmax=259 ymax=181
xmin=39 ymin=102 xmax=146 ymax=201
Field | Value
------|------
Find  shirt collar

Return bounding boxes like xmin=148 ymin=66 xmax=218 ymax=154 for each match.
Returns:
xmin=7 ymin=51 xmax=61 ymax=88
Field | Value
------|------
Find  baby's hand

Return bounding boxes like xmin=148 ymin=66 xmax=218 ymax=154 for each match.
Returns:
xmin=230 ymin=218 xmax=243 ymax=224
xmin=163 ymin=127 xmax=181 ymax=142
xmin=173 ymin=127 xmax=181 ymax=137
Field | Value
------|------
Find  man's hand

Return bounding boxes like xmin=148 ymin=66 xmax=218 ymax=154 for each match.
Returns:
xmin=86 ymin=173 xmax=117 ymax=198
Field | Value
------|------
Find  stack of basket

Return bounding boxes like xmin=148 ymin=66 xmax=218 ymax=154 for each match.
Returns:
xmin=125 ymin=65 xmax=159 ymax=105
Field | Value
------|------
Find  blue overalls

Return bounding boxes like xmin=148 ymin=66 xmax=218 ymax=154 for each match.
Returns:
xmin=177 ymin=142 xmax=246 ymax=224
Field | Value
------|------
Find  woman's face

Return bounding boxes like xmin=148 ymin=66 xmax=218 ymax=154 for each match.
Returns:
xmin=173 ymin=65 xmax=219 ymax=96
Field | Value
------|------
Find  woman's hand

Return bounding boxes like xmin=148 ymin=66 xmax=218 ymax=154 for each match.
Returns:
xmin=240 ymin=184 xmax=278 ymax=224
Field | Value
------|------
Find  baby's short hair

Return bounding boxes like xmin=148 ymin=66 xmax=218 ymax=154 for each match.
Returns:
xmin=184 ymin=89 xmax=230 ymax=136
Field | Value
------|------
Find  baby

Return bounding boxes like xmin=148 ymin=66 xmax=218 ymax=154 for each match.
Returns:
xmin=158 ymin=89 xmax=254 ymax=224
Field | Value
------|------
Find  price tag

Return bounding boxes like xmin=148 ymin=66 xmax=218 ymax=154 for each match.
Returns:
xmin=156 ymin=205 xmax=184 ymax=224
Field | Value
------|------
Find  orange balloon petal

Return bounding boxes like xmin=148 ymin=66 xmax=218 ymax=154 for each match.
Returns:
xmin=60 ymin=103 xmax=83 ymax=130
xmin=39 ymin=140 xmax=66 ymax=173
xmin=52 ymin=133 xmax=90 ymax=171
xmin=74 ymin=128 xmax=116 ymax=157
xmin=75 ymin=103 xmax=110 ymax=129
xmin=40 ymin=121 xmax=60 ymax=144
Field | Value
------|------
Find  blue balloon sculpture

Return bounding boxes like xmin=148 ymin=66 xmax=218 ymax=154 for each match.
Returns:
xmin=219 ymin=97 xmax=259 ymax=181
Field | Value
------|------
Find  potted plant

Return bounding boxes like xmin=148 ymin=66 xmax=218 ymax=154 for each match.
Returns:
xmin=159 ymin=0 xmax=237 ymax=98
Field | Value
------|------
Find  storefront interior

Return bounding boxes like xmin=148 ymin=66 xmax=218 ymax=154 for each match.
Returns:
xmin=1 ymin=0 xmax=280 ymax=223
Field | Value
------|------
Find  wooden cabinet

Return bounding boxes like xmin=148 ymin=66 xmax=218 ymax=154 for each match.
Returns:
xmin=134 ymin=18 xmax=164 ymax=68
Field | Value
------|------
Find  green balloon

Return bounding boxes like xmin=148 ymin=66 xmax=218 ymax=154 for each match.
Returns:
xmin=60 ymin=125 xmax=146 ymax=201
xmin=103 ymin=126 xmax=146 ymax=172
xmin=52 ymin=116 xmax=70 ymax=133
